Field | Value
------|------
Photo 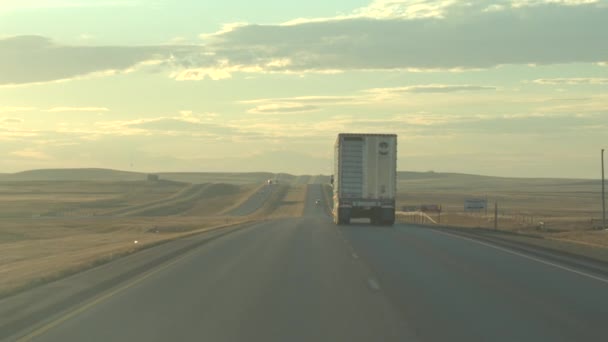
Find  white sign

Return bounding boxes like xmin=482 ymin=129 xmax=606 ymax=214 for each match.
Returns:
xmin=353 ymin=201 xmax=380 ymax=207
xmin=464 ymin=199 xmax=487 ymax=211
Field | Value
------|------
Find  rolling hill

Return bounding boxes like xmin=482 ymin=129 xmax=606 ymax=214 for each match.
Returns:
xmin=0 ymin=168 xmax=595 ymax=191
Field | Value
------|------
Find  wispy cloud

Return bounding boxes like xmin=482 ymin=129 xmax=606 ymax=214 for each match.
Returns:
xmin=45 ymin=107 xmax=110 ymax=112
xmin=366 ymin=84 xmax=497 ymax=95
xmin=511 ymin=0 xmax=600 ymax=8
xmin=535 ymin=95 xmax=608 ymax=114
xmin=241 ymin=96 xmax=359 ymax=105
xmin=3 ymin=1 xmax=606 ymax=85
xmin=126 ymin=118 xmax=234 ymax=134
xmin=195 ymin=2 xmax=607 ymax=76
xmin=247 ymin=103 xmax=320 ymax=115
xmin=0 ymin=35 xmax=198 ymax=86
xmin=171 ymin=67 xmax=237 ymax=81
xmin=170 ymin=63 xmax=343 ymax=81
xmin=241 ymin=84 xmax=498 ymax=113
xmin=0 ymin=0 xmax=141 ymax=12
xmin=0 ymin=118 xmax=24 ymax=124
xmin=0 ymin=106 xmax=36 ymax=113
xmin=10 ymin=148 xmax=52 ymax=160
xmin=280 ymin=0 xmax=470 ymax=24
xmin=94 ymin=112 xmax=254 ymax=140
xmin=240 ymin=95 xmax=361 ymax=115
xmin=532 ymin=78 xmax=608 ymax=85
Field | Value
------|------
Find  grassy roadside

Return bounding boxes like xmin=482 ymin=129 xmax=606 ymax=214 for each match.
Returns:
xmin=0 ymin=180 xmax=293 ymax=299
xmin=487 ymin=230 xmax=608 ymax=263
xmin=321 ymin=184 xmax=333 ymax=215
xmin=0 ymin=217 xmax=258 ymax=299
xmin=397 ymin=215 xmax=608 ymax=264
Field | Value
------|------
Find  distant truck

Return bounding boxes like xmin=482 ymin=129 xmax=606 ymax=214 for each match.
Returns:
xmin=332 ymin=133 xmax=397 ymax=225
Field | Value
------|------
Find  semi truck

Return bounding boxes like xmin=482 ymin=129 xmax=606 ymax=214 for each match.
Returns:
xmin=332 ymin=133 xmax=397 ymax=225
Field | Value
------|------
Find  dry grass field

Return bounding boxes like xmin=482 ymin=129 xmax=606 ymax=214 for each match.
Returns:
xmin=1 ymin=168 xmax=606 ymax=298
xmin=0 ymin=171 xmax=314 ymax=298
xmin=0 ymin=216 xmax=249 ymax=298
xmin=322 ymin=172 xmax=607 ymax=249
xmin=0 ymin=178 xmax=278 ymax=298
xmin=398 ymin=172 xmax=602 ymax=226
xmin=396 ymin=171 xmax=608 ymax=248
xmin=0 ymin=169 xmax=275 ymax=184
xmin=0 ymin=168 xmax=330 ymax=185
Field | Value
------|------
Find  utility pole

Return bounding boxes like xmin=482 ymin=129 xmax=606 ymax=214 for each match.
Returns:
xmin=438 ymin=205 xmax=442 ymax=224
xmin=602 ymin=149 xmax=606 ymax=230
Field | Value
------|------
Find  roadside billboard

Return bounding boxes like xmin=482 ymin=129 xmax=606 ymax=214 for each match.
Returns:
xmin=464 ymin=199 xmax=487 ymax=212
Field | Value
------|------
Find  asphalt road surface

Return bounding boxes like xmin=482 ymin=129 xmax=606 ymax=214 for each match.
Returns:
xmin=19 ymin=185 xmax=608 ymax=342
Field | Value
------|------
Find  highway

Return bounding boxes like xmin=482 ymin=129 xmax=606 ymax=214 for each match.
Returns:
xmin=16 ymin=185 xmax=608 ymax=342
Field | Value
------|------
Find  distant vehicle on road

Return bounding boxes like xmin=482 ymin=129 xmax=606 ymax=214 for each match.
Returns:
xmin=332 ymin=133 xmax=397 ymax=226
xmin=315 ymin=199 xmax=321 ymax=205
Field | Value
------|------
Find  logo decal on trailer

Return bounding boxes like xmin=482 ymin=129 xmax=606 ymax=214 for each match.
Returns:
xmin=379 ymin=142 xmax=389 ymax=155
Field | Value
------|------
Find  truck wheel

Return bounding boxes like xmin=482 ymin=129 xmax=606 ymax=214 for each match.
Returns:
xmin=370 ymin=209 xmax=379 ymax=226
xmin=336 ymin=209 xmax=350 ymax=225
xmin=384 ymin=218 xmax=395 ymax=226
xmin=381 ymin=208 xmax=395 ymax=226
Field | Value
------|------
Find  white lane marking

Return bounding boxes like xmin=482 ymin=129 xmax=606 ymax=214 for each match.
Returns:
xmin=432 ymin=229 xmax=608 ymax=285
xmin=14 ymin=249 xmax=197 ymax=342
xmin=14 ymin=222 xmax=264 ymax=342
xmin=367 ymin=278 xmax=381 ymax=291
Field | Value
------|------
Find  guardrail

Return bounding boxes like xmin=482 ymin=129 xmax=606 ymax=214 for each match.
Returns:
xmin=396 ymin=211 xmax=438 ymax=224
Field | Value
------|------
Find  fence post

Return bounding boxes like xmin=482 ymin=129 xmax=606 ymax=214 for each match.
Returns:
xmin=494 ymin=202 xmax=498 ymax=230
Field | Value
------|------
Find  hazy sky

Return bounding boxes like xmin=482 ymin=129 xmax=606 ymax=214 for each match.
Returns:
xmin=1 ymin=0 xmax=607 ymax=177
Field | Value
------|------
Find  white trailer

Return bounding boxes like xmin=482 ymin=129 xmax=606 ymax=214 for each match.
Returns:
xmin=332 ymin=133 xmax=397 ymax=225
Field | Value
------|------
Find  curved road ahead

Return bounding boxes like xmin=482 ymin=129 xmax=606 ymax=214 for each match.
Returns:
xmin=17 ymin=185 xmax=608 ymax=342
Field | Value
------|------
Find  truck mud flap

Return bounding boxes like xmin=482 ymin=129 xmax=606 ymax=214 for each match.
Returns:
xmin=336 ymin=207 xmax=351 ymax=225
